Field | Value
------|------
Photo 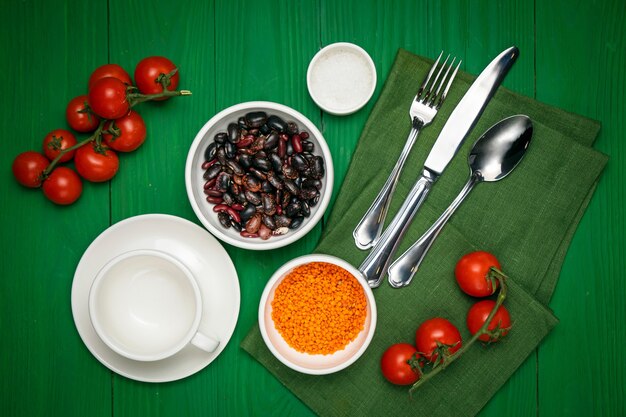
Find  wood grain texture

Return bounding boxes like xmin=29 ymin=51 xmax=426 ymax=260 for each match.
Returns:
xmin=0 ymin=1 xmax=112 ymax=416
xmin=0 ymin=0 xmax=624 ymax=416
xmin=536 ymin=0 xmax=626 ymax=415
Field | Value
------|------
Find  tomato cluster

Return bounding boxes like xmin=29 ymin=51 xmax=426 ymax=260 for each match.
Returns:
xmin=380 ymin=251 xmax=511 ymax=388
xmin=11 ymin=57 xmax=187 ymax=205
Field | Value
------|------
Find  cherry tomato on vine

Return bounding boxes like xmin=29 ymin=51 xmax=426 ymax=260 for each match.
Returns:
xmin=455 ymin=251 xmax=501 ymax=297
xmin=88 ymin=77 xmax=130 ymax=120
xmin=134 ymin=56 xmax=179 ymax=100
xmin=42 ymin=167 xmax=82 ymax=205
xmin=42 ymin=129 xmax=77 ymax=162
xmin=415 ymin=318 xmax=462 ymax=364
xmin=88 ymin=64 xmax=133 ymax=90
xmin=467 ymin=300 xmax=511 ymax=343
xmin=74 ymin=143 xmax=119 ymax=182
xmin=66 ymin=95 xmax=100 ymax=132
xmin=102 ymin=110 xmax=147 ymax=152
xmin=380 ymin=343 xmax=421 ymax=385
xmin=12 ymin=151 xmax=49 ymax=188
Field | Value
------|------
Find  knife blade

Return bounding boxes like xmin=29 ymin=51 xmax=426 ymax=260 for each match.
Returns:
xmin=359 ymin=46 xmax=519 ymax=288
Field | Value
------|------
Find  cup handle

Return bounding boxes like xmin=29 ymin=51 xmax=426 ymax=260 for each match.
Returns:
xmin=191 ymin=332 xmax=220 ymax=353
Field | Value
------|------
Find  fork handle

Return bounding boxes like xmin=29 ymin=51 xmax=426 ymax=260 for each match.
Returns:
xmin=359 ymin=168 xmax=436 ymax=288
xmin=353 ymin=120 xmax=424 ymax=249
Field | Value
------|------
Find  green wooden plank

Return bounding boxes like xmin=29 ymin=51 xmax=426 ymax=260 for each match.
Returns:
xmin=106 ymin=0 xmax=219 ymax=416
xmin=212 ymin=0 xmax=321 ymax=415
xmin=106 ymin=0 xmax=320 ymax=415
xmin=0 ymin=1 xmax=111 ymax=416
xmin=536 ymin=0 xmax=625 ymax=416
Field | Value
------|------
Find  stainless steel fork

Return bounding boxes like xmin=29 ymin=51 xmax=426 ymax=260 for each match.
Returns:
xmin=353 ymin=52 xmax=461 ymax=249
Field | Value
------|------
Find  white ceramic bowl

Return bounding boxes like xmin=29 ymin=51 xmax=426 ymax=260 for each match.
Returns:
xmin=258 ymin=254 xmax=377 ymax=375
xmin=307 ymin=42 xmax=377 ymax=115
xmin=186 ymin=101 xmax=334 ymax=251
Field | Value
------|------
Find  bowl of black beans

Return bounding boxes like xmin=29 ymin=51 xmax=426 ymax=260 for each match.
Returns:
xmin=185 ymin=101 xmax=334 ymax=250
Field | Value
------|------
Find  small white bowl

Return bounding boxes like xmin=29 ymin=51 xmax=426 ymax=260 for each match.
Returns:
xmin=185 ymin=101 xmax=334 ymax=251
xmin=307 ymin=42 xmax=377 ymax=115
xmin=258 ymin=254 xmax=377 ymax=375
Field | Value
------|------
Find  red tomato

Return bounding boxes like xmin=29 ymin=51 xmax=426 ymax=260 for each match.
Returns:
xmin=75 ymin=143 xmax=119 ymax=182
xmin=134 ymin=56 xmax=179 ymax=100
xmin=415 ymin=317 xmax=462 ymax=364
xmin=12 ymin=151 xmax=49 ymax=188
xmin=455 ymin=251 xmax=502 ymax=297
xmin=88 ymin=77 xmax=130 ymax=119
xmin=66 ymin=95 xmax=100 ymax=132
xmin=380 ymin=343 xmax=421 ymax=385
xmin=102 ymin=110 xmax=147 ymax=152
xmin=467 ymin=300 xmax=511 ymax=342
xmin=88 ymin=63 xmax=133 ymax=90
xmin=42 ymin=167 xmax=83 ymax=205
xmin=42 ymin=129 xmax=77 ymax=162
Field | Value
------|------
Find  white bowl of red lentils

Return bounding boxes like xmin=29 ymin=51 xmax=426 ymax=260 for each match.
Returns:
xmin=258 ymin=254 xmax=377 ymax=375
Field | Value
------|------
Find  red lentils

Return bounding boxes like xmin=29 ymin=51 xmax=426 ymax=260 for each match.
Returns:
xmin=271 ymin=262 xmax=368 ymax=355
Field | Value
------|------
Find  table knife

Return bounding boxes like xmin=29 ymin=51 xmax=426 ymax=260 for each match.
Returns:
xmin=359 ymin=46 xmax=519 ymax=288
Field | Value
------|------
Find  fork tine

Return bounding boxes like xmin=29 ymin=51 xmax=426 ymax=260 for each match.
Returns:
xmin=435 ymin=59 xmax=461 ymax=109
xmin=416 ymin=51 xmax=443 ymax=100
xmin=423 ymin=54 xmax=450 ymax=103
xmin=428 ymin=57 xmax=456 ymax=106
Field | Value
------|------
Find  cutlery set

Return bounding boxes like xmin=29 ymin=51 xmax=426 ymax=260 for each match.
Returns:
xmin=354 ymin=46 xmax=532 ymax=289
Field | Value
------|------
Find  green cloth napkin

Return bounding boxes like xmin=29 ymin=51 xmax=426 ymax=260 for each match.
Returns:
xmin=241 ymin=49 xmax=607 ymax=416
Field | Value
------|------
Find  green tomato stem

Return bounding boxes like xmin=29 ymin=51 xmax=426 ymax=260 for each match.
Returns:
xmin=39 ymin=82 xmax=191 ymax=180
xmin=128 ymin=88 xmax=192 ymax=106
xmin=41 ymin=120 xmax=107 ymax=178
xmin=408 ymin=267 xmax=508 ymax=394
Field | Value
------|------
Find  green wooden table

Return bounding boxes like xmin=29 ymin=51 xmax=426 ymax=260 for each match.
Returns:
xmin=1 ymin=1 xmax=624 ymax=416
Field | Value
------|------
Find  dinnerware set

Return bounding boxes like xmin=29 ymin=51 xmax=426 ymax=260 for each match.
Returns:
xmin=72 ymin=43 xmax=533 ymax=381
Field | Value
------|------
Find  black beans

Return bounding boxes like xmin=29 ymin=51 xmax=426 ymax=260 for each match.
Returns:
xmin=244 ymin=190 xmax=262 ymax=205
xmin=200 ymin=112 xmax=326 ymax=239
xmin=214 ymin=132 xmax=228 ymax=144
xmin=289 ymin=216 xmax=304 ymax=229
xmin=291 ymin=154 xmax=309 ymax=172
xmin=264 ymin=132 xmax=279 ymax=150
xmin=266 ymin=115 xmax=287 ymax=132
xmin=286 ymin=121 xmax=299 ymax=135
xmin=227 ymin=123 xmax=240 ymax=143
xmin=218 ymin=212 xmax=232 ymax=228
xmin=302 ymin=140 xmax=314 ymax=152
xmin=240 ymin=204 xmax=257 ymax=222
xmin=244 ymin=111 xmax=267 ymax=128
xmin=226 ymin=160 xmax=244 ymax=175
xmin=203 ymin=163 xmax=221 ymax=180
xmin=253 ymin=157 xmax=271 ymax=172
xmin=269 ymin=153 xmax=282 ymax=172
xmin=204 ymin=142 xmax=217 ymax=160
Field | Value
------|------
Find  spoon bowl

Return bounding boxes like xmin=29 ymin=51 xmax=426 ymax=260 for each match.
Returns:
xmin=387 ymin=115 xmax=533 ymax=288
xmin=469 ymin=115 xmax=533 ymax=182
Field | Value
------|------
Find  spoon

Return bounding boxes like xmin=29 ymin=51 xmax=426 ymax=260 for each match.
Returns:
xmin=387 ymin=114 xmax=533 ymax=288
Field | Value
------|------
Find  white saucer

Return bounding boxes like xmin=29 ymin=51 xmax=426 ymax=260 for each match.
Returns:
xmin=71 ymin=214 xmax=240 ymax=383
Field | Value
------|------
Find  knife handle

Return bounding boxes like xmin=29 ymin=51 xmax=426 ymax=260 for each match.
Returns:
xmin=353 ymin=125 xmax=421 ymax=250
xmin=359 ymin=169 xmax=436 ymax=288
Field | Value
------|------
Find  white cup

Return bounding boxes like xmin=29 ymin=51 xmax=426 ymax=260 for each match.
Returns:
xmin=88 ymin=249 xmax=219 ymax=361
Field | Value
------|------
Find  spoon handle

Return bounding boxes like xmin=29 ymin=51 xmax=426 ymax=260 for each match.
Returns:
xmin=388 ymin=173 xmax=480 ymax=288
